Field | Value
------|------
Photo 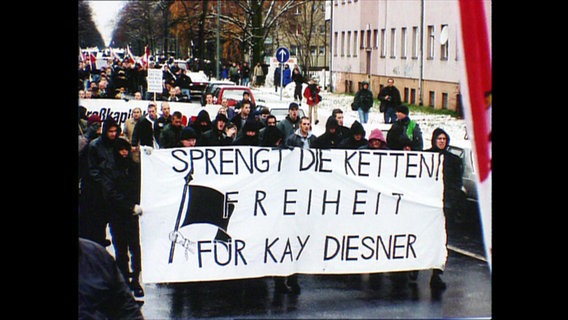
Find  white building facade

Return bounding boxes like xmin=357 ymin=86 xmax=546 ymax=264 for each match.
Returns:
xmin=330 ymin=0 xmax=491 ymax=111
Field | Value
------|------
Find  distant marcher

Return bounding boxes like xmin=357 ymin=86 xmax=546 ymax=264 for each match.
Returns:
xmin=303 ymin=77 xmax=321 ymax=125
xmin=353 ymin=80 xmax=374 ymax=124
xmin=292 ymin=66 xmax=305 ymax=103
xmin=377 ymin=78 xmax=402 ymax=124
xmin=253 ymin=62 xmax=264 ymax=87
xmin=274 ymin=65 xmax=281 ymax=92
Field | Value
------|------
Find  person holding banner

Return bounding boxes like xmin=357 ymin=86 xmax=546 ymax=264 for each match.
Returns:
xmin=312 ymin=116 xmax=341 ymax=149
xmin=337 ymin=120 xmax=368 ymax=149
xmin=285 ymin=116 xmax=316 ymax=149
xmin=159 ymin=111 xmax=185 ymax=149
xmin=198 ymin=113 xmax=233 ymax=146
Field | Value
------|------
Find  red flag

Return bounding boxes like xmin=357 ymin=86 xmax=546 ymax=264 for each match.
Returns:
xmin=141 ymin=45 xmax=150 ymax=67
xmin=89 ymin=53 xmax=97 ymax=70
xmin=458 ymin=0 xmax=491 ymax=270
xmin=126 ymin=44 xmax=136 ymax=65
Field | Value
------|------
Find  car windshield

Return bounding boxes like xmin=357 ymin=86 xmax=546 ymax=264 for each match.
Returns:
xmin=223 ymin=90 xmax=249 ymax=101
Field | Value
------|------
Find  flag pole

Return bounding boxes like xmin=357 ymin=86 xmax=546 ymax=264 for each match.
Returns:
xmin=168 ymin=169 xmax=193 ymax=264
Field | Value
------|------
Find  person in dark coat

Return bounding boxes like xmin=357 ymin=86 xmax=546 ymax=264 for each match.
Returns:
xmin=190 ymin=109 xmax=213 ymax=140
xmin=352 ymin=80 xmax=374 ymax=124
xmin=292 ymin=66 xmax=305 ymax=103
xmin=274 ymin=65 xmax=281 ymax=92
xmin=331 ymin=108 xmax=351 ymax=142
xmin=79 ymin=118 xmax=122 ymax=247
xmin=313 ymin=116 xmax=341 ymax=149
xmin=106 ymin=138 xmax=145 ymax=297
xmin=79 ymin=238 xmax=144 ymax=319
xmin=377 ymin=77 xmax=402 ymax=124
xmin=386 ymin=105 xmax=423 ymax=151
xmin=337 ymin=120 xmax=368 ymax=149
xmin=232 ymin=119 xmax=261 ymax=146
xmin=198 ymin=113 xmax=233 ymax=146
xmin=159 ymin=111 xmax=185 ymax=148
xmin=408 ymin=127 xmax=464 ymax=290
xmin=259 ymin=115 xmax=285 ymax=148
xmin=132 ymin=102 xmax=160 ymax=149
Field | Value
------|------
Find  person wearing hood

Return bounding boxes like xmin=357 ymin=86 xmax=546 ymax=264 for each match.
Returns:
xmin=233 ymin=119 xmax=261 ymax=146
xmin=386 ymin=105 xmax=423 ymax=151
xmin=360 ymin=128 xmax=388 ymax=150
xmin=259 ymin=115 xmax=285 ymax=148
xmin=107 ymin=138 xmax=145 ymax=297
xmin=409 ymin=128 xmax=464 ymax=291
xmin=313 ymin=116 xmax=341 ymax=149
xmin=337 ymin=120 xmax=368 ymax=149
xmin=190 ymin=109 xmax=213 ymax=140
xmin=286 ymin=116 xmax=316 ymax=149
xmin=79 ymin=118 xmax=122 ymax=247
xmin=180 ymin=126 xmax=199 ymax=147
xmin=198 ymin=113 xmax=233 ymax=146
xmin=353 ymin=80 xmax=374 ymax=124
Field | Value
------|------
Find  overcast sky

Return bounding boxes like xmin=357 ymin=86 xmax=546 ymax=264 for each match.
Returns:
xmin=88 ymin=1 xmax=126 ymax=47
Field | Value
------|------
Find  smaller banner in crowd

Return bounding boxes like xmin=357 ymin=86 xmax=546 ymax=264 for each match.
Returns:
xmin=140 ymin=146 xmax=447 ymax=284
xmin=79 ymin=98 xmax=221 ymax=128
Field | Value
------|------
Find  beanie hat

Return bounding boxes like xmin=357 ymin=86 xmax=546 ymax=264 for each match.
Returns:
xmin=325 ymin=116 xmax=339 ymax=131
xmin=396 ymin=105 xmax=409 ymax=115
xmin=368 ymin=129 xmax=386 ymax=144
xmin=180 ymin=127 xmax=198 ymax=140
xmin=215 ymin=113 xmax=228 ymax=123
xmin=288 ymin=102 xmax=299 ymax=110
xmin=114 ymin=137 xmax=131 ymax=151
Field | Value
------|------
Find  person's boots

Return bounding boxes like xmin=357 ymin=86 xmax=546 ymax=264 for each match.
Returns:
xmin=274 ymin=277 xmax=291 ymax=294
xmin=430 ymin=269 xmax=446 ymax=290
xmin=130 ymin=275 xmax=145 ymax=298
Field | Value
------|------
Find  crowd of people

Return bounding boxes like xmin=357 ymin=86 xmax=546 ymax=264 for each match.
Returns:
xmin=78 ymin=58 xmax=465 ymax=315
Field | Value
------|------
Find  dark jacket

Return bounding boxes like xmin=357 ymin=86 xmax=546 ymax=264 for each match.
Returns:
xmin=159 ymin=123 xmax=184 ymax=149
xmin=286 ymin=129 xmax=316 ymax=149
xmin=337 ymin=120 xmax=368 ymax=149
xmin=259 ymin=126 xmax=285 ymax=148
xmin=354 ymin=86 xmax=374 ymax=112
xmin=378 ymin=85 xmax=402 ymax=111
xmin=79 ymin=238 xmax=144 ymax=320
xmin=191 ymin=110 xmax=213 ymax=139
xmin=313 ymin=117 xmax=341 ymax=149
xmin=131 ymin=115 xmax=158 ymax=147
xmin=276 ymin=115 xmax=301 ymax=139
xmin=232 ymin=120 xmax=260 ymax=146
xmin=199 ymin=124 xmax=233 ymax=146
xmin=425 ymin=128 xmax=464 ymax=209
xmin=106 ymin=139 xmax=141 ymax=215
xmin=386 ymin=116 xmax=423 ymax=151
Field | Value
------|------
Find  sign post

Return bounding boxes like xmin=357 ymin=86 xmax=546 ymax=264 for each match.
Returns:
xmin=147 ymin=68 xmax=163 ymax=102
xmin=276 ymin=47 xmax=290 ymax=100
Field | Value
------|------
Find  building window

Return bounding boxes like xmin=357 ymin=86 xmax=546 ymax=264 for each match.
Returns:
xmin=360 ymin=30 xmax=365 ymax=49
xmin=427 ymin=25 xmax=435 ymax=60
xmin=380 ymin=29 xmax=386 ymax=58
xmin=373 ymin=29 xmax=378 ymax=48
xmin=403 ymin=87 xmax=409 ymax=103
xmin=334 ymin=32 xmax=338 ymax=56
xmin=411 ymin=26 xmax=419 ymax=59
xmin=319 ymin=46 xmax=325 ymax=55
xmin=410 ymin=88 xmax=416 ymax=105
xmin=442 ymin=93 xmax=449 ymax=109
xmin=440 ymin=24 xmax=449 ymax=61
xmin=429 ymin=91 xmax=435 ymax=107
xmin=400 ymin=27 xmax=407 ymax=59
xmin=341 ymin=31 xmax=345 ymax=57
xmin=353 ymin=31 xmax=358 ymax=57
xmin=290 ymin=45 xmax=297 ymax=56
xmin=347 ymin=31 xmax=351 ymax=56
xmin=389 ymin=28 xmax=396 ymax=58
xmin=310 ymin=46 xmax=317 ymax=55
xmin=366 ymin=29 xmax=371 ymax=50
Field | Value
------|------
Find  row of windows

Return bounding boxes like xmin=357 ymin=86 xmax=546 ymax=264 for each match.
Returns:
xmin=333 ymin=25 xmax=454 ymax=61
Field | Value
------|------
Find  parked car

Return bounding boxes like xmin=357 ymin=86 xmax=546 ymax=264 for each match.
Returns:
xmin=200 ymin=80 xmax=236 ymax=106
xmin=268 ymin=107 xmax=306 ymax=123
xmin=212 ymin=85 xmax=264 ymax=109
xmin=186 ymin=71 xmax=210 ymax=100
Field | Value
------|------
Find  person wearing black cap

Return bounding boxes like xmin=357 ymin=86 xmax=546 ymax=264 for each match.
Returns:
xmin=337 ymin=120 xmax=368 ymax=149
xmin=235 ymin=91 xmax=256 ymax=110
xmin=386 ymin=105 xmax=423 ymax=151
xmin=276 ymin=102 xmax=301 ymax=139
xmin=198 ymin=113 xmax=233 ymax=146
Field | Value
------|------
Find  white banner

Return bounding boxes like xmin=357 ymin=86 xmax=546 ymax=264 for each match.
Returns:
xmin=140 ymin=146 xmax=446 ymax=283
xmin=79 ymin=99 xmax=221 ymax=128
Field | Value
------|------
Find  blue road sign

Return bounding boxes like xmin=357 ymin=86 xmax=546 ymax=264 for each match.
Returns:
xmin=276 ymin=47 xmax=290 ymax=63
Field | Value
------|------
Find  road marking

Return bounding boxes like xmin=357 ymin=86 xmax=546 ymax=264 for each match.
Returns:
xmin=448 ymin=245 xmax=487 ymax=262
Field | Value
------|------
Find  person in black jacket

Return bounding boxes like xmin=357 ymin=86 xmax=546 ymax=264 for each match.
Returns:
xmin=386 ymin=105 xmax=423 ymax=151
xmin=337 ymin=120 xmax=368 ymax=149
xmin=107 ymin=138 xmax=145 ymax=297
xmin=79 ymin=238 xmax=144 ymax=319
xmin=79 ymin=118 xmax=122 ymax=247
xmin=292 ymin=66 xmax=305 ymax=103
xmin=132 ymin=102 xmax=160 ymax=149
xmin=198 ymin=113 xmax=233 ymax=146
xmin=377 ymin=78 xmax=402 ymax=124
xmin=313 ymin=116 xmax=341 ymax=149
xmin=353 ymin=81 xmax=374 ymax=124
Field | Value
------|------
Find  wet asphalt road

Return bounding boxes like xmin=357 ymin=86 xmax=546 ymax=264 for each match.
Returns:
xmin=136 ymin=200 xmax=491 ymax=319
